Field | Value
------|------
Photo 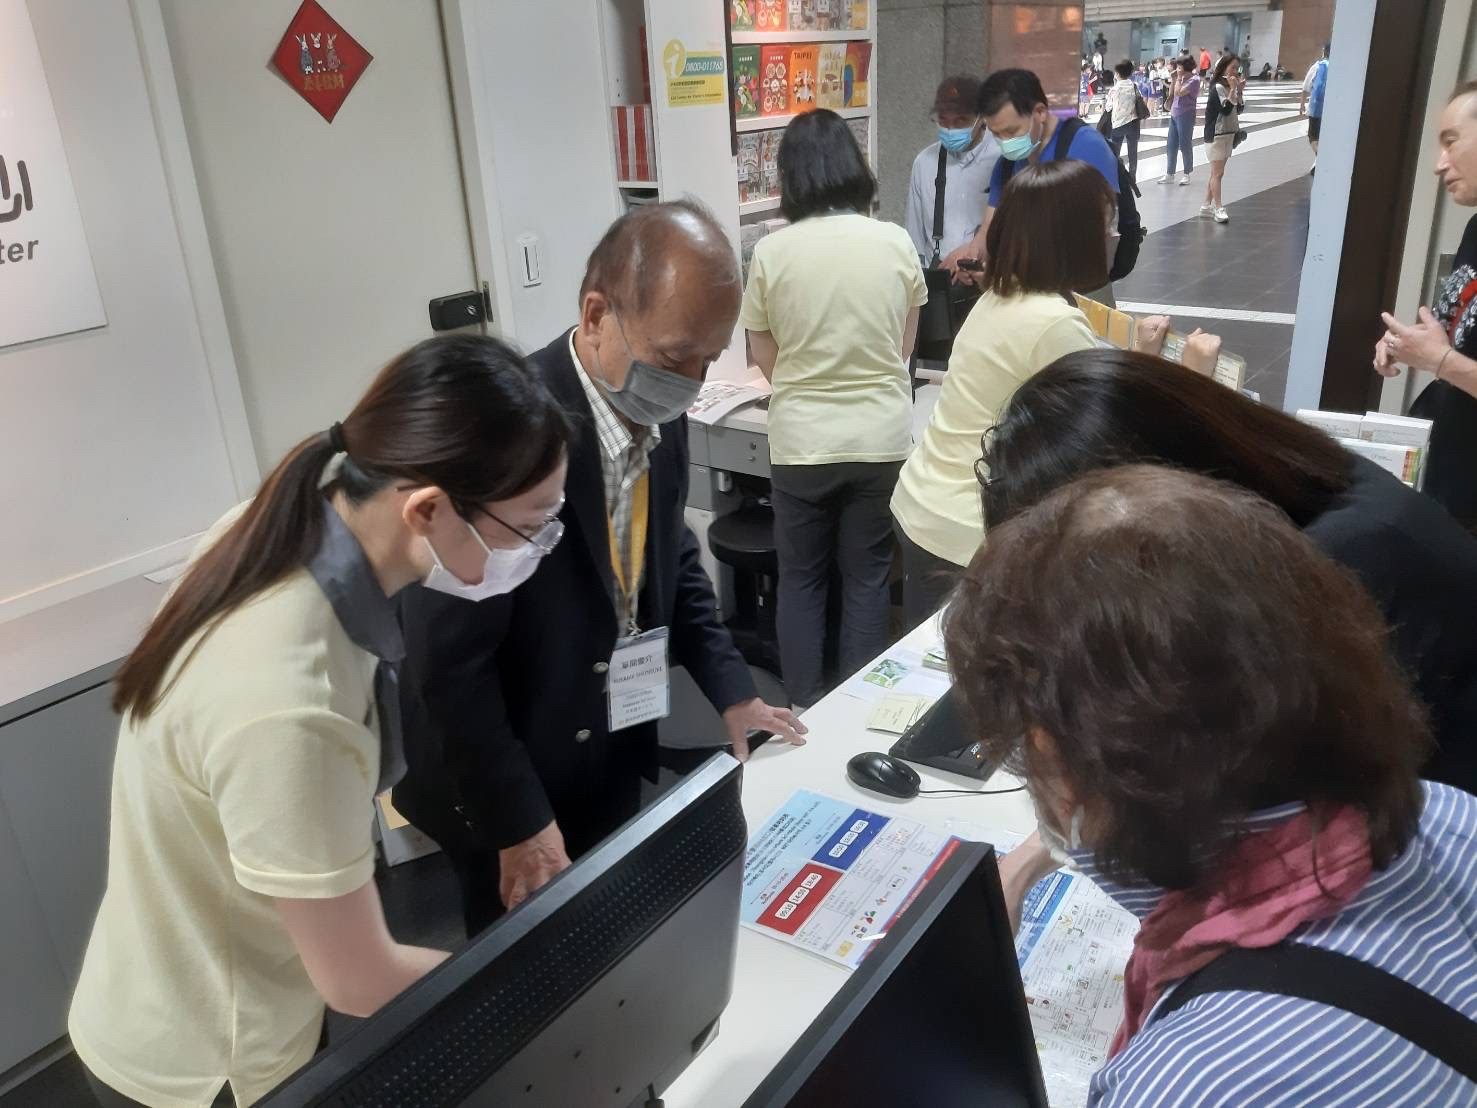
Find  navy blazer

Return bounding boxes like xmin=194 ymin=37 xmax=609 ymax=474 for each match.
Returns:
xmin=395 ymin=330 xmax=756 ymax=851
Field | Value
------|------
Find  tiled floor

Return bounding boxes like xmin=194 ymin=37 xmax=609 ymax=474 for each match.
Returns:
xmin=1119 ymin=137 xmax=1315 ymax=406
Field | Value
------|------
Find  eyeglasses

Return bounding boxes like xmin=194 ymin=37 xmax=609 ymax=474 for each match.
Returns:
xmin=972 ymin=426 xmax=999 ymax=491
xmin=477 ymin=501 xmax=566 ymax=555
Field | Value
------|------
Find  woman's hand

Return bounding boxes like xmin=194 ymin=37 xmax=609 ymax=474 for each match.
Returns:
xmin=1134 ymin=314 xmax=1171 ymax=356
xmin=1381 ymin=308 xmax=1453 ymax=377
xmin=1182 ymin=328 xmax=1224 ymax=375
xmin=997 ymin=831 xmax=1060 ymax=934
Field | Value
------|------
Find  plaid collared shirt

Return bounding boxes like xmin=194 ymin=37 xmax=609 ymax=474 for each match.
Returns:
xmin=569 ymin=332 xmax=661 ymax=629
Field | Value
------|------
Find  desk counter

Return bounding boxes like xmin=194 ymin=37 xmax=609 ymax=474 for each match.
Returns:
xmin=663 ymin=618 xmax=1037 ymax=1107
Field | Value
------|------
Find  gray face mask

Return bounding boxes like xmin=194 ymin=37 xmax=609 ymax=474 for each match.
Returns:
xmin=597 ymin=315 xmax=704 ymax=426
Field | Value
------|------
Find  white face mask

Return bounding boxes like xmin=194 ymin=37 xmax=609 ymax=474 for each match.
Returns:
xmin=1028 ymin=784 xmax=1086 ymax=863
xmin=422 ymin=519 xmax=545 ymax=602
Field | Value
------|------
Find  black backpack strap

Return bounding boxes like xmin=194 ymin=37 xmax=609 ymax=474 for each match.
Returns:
xmin=930 ymin=144 xmax=948 ymax=267
xmin=1150 ymin=944 xmax=1477 ymax=1083
xmin=1053 ymin=115 xmax=1083 ymax=160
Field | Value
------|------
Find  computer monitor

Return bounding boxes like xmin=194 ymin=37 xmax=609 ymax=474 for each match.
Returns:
xmin=261 ymin=753 xmax=746 ymax=1108
xmin=888 ymin=686 xmax=1001 ymax=782
xmin=741 ymin=840 xmax=1048 ymax=1108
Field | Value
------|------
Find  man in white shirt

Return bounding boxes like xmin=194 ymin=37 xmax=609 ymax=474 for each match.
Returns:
xmin=904 ymin=75 xmax=1001 ymax=265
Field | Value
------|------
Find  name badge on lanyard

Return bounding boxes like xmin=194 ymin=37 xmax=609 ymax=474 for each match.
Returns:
xmin=608 ymin=626 xmax=671 ymax=731
xmin=606 ymin=470 xmax=669 ymax=730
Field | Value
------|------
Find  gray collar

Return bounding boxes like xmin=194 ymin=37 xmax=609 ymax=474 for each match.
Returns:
xmin=306 ymin=500 xmax=405 ymax=666
xmin=306 ymin=499 xmax=406 ymax=793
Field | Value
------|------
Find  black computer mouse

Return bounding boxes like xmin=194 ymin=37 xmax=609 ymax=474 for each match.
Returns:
xmin=846 ymin=752 xmax=922 ymax=800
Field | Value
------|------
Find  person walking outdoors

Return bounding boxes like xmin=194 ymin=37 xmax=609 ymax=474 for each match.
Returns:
xmin=1107 ymin=60 xmax=1143 ymax=178
xmin=1301 ymin=43 xmax=1330 ymax=175
xmin=1159 ymin=57 xmax=1200 ymax=185
xmin=742 ymin=109 xmax=927 ymax=707
xmin=1201 ymin=53 xmax=1245 ymax=224
xmin=1198 ymin=45 xmax=1212 ymax=78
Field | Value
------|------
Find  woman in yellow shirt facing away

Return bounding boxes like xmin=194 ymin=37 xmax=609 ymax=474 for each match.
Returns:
xmin=891 ymin=159 xmax=1115 ymax=623
xmin=742 ymin=109 xmax=928 ymax=707
xmin=69 ymin=335 xmax=572 ymax=1107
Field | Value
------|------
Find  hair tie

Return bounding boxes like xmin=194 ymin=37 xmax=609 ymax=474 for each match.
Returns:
xmin=327 ymin=421 xmax=349 ymax=455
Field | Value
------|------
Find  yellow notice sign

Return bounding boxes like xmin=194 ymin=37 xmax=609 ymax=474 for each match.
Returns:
xmin=663 ymin=39 xmax=726 ymax=107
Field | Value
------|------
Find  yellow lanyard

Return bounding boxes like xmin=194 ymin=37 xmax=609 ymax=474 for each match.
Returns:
xmin=606 ymin=471 xmax=650 ymax=635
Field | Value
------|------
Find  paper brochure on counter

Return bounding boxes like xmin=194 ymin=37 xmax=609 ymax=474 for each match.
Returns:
xmin=744 ymin=791 xmax=1140 ymax=1107
xmin=741 ymin=790 xmax=959 ymax=969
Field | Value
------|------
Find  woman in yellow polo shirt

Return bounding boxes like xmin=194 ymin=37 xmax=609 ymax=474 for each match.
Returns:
xmin=69 ymin=335 xmax=571 ymax=1107
xmin=891 ymin=160 xmax=1115 ymax=622
xmin=741 ymin=109 xmax=928 ymax=707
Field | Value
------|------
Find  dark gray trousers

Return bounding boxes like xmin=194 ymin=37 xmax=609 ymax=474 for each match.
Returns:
xmin=770 ymin=462 xmax=902 ymax=707
xmin=893 ymin=519 xmax=966 ymax=629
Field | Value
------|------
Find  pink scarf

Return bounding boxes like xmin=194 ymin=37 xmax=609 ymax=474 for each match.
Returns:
xmin=1110 ymin=805 xmax=1373 ymax=1057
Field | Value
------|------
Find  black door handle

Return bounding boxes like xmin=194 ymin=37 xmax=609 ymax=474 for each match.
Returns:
xmin=428 ymin=286 xmax=491 ymax=331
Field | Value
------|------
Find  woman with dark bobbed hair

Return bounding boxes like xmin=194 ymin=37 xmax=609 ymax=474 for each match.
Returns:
xmin=980 ymin=348 xmax=1477 ymax=794
xmin=948 ymin=465 xmax=1477 ymax=1104
xmin=742 ymin=108 xmax=927 ymax=706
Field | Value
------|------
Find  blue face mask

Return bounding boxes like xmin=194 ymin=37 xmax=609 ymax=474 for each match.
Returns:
xmin=938 ymin=125 xmax=975 ymax=154
xmin=998 ymin=117 xmax=1042 ymax=162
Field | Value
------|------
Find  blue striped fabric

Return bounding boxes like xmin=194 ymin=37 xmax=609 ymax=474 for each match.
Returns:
xmin=1075 ymin=782 xmax=1477 ymax=1106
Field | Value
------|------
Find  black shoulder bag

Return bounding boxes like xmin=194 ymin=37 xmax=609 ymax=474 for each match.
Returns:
xmin=916 ymin=145 xmax=980 ymax=362
xmin=1150 ymin=943 xmax=1477 ymax=1083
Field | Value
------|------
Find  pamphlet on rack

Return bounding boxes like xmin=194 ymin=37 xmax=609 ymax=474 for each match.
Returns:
xmin=687 ymin=374 xmax=771 ymax=425
xmin=948 ymin=821 xmax=1140 ymax=1107
xmin=740 ymin=789 xmax=959 ymax=969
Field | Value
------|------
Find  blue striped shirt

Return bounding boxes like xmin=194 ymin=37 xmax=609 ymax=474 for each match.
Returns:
xmin=1077 ymin=782 xmax=1477 ymax=1106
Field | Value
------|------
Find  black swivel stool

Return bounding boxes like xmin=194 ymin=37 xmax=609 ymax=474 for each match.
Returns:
xmin=706 ymin=504 xmax=782 ymax=677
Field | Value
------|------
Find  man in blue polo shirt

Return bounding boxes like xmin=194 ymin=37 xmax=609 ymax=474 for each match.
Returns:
xmin=943 ymin=68 xmax=1122 ymax=302
xmin=1301 ymin=43 xmax=1330 ymax=175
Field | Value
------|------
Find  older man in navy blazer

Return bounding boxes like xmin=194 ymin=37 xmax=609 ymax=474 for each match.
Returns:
xmin=397 ymin=200 xmax=805 ymax=935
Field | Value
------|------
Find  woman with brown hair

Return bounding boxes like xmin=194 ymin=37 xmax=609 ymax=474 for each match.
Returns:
xmin=890 ymin=159 xmax=1111 ymax=624
xmin=946 ymin=465 xmax=1477 ymax=1104
xmin=979 ymin=348 xmax=1477 ymax=793
xmin=69 ymin=335 xmax=572 ymax=1107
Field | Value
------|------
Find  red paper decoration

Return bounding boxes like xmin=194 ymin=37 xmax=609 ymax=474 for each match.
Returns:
xmin=269 ymin=1 xmax=372 ymax=123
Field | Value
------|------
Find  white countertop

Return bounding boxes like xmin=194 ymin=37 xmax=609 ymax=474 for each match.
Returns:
xmin=663 ymin=617 xmax=1036 ymax=1107
xmin=0 ymin=574 xmax=166 ymax=714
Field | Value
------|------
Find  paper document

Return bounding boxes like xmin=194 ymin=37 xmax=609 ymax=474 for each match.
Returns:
xmin=687 ymin=376 xmax=771 ymax=425
xmin=840 ymin=646 xmax=952 ymax=705
xmin=866 ymin=693 xmax=934 ymax=734
xmin=741 ymin=790 xmax=959 ymax=969
xmin=948 ymin=823 xmax=1140 ymax=1108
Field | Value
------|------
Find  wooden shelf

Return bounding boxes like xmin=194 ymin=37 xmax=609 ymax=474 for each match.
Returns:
xmin=739 ymin=196 xmax=782 ymax=215
xmin=736 ymin=105 xmax=870 ymax=132
xmin=731 ymin=30 xmax=870 ymax=44
xmin=615 ymin=179 xmax=660 ymax=190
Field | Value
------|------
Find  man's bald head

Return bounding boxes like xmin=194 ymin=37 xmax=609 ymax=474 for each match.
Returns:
xmin=579 ymin=198 xmax=740 ymax=315
xmin=573 ymin=198 xmax=742 ymax=406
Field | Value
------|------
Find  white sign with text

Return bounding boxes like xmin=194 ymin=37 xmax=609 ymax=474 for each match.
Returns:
xmin=0 ymin=0 xmax=107 ymax=348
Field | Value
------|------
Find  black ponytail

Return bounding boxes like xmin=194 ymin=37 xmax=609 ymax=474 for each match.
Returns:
xmin=114 ymin=334 xmax=571 ymax=719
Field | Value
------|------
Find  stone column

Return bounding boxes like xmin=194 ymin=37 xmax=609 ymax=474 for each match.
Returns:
xmin=876 ymin=0 xmax=1083 ymax=222
xmin=876 ymin=0 xmax=991 ymax=223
